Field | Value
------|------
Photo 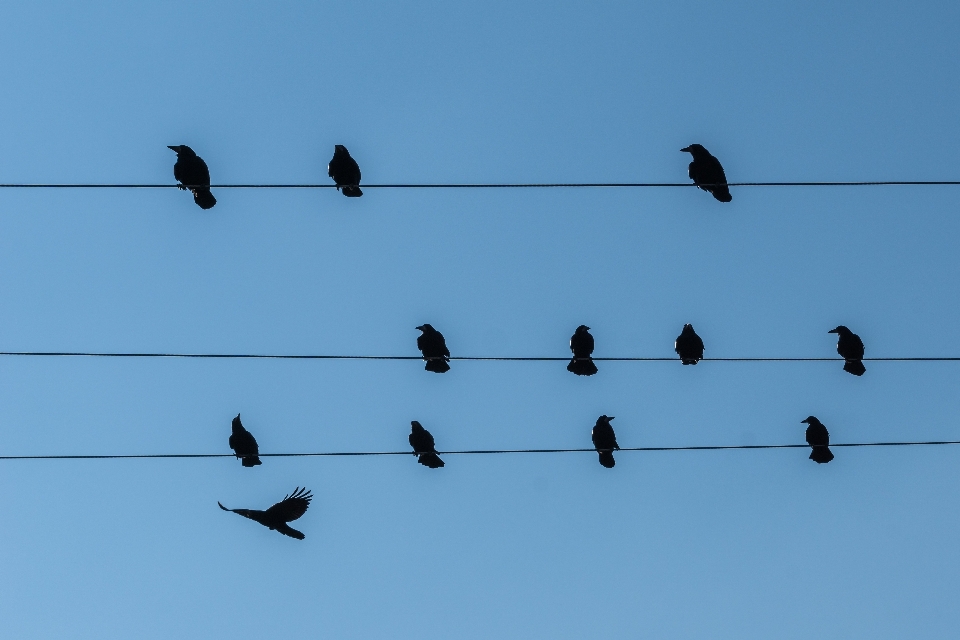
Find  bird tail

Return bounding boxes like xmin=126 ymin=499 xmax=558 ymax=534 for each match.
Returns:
xmin=567 ymin=358 xmax=598 ymax=376
xmin=809 ymin=446 xmax=834 ymax=464
xmin=275 ymin=523 xmax=306 ymax=540
xmin=597 ymin=451 xmax=616 ymax=468
xmin=711 ymin=186 xmax=732 ymax=202
xmin=192 ymin=188 xmax=217 ymax=209
xmin=418 ymin=453 xmax=445 ymax=468
xmin=425 ymin=359 xmax=451 ymax=373
xmin=843 ymin=360 xmax=866 ymax=376
xmin=341 ymin=186 xmax=363 ymax=197
xmin=241 ymin=456 xmax=262 ymax=467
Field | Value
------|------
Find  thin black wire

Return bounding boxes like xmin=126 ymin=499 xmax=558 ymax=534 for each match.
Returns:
xmin=0 ymin=181 xmax=959 ymax=189
xmin=2 ymin=440 xmax=959 ymax=460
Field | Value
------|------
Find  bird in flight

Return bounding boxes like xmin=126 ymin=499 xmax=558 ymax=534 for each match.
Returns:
xmin=829 ymin=326 xmax=866 ymax=376
xmin=675 ymin=324 xmax=704 ymax=365
xmin=168 ymin=145 xmax=216 ymax=209
xmin=567 ymin=325 xmax=599 ymax=376
xmin=409 ymin=421 xmax=445 ymax=468
xmin=219 ymin=487 xmax=313 ymax=540
xmin=228 ymin=414 xmax=261 ymax=467
xmin=681 ymin=144 xmax=732 ymax=202
xmin=802 ymin=416 xmax=834 ymax=464
xmin=416 ymin=324 xmax=451 ymax=373
xmin=328 ymin=145 xmax=363 ymax=197
xmin=591 ymin=415 xmax=619 ymax=468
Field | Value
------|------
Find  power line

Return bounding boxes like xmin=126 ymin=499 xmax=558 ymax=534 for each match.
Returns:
xmin=0 ymin=181 xmax=959 ymax=189
xmin=2 ymin=440 xmax=959 ymax=461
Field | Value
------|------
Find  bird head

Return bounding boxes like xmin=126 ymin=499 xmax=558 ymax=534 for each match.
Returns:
xmin=411 ymin=421 xmax=424 ymax=433
xmin=801 ymin=416 xmax=819 ymax=425
xmin=682 ymin=323 xmax=695 ymax=332
xmin=828 ymin=326 xmax=850 ymax=335
xmin=680 ymin=144 xmax=707 ymax=156
xmin=416 ymin=324 xmax=433 ymax=333
xmin=334 ymin=144 xmax=349 ymax=155
xmin=168 ymin=145 xmax=195 ymax=157
xmin=232 ymin=414 xmax=243 ymax=433
xmin=599 ymin=415 xmax=614 ymax=424
xmin=577 ymin=325 xmax=590 ymax=332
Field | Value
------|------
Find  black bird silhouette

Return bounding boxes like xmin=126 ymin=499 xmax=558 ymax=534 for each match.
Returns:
xmin=328 ymin=145 xmax=362 ymax=197
xmin=802 ymin=416 xmax=834 ymax=464
xmin=416 ymin=324 xmax=451 ymax=373
xmin=218 ymin=487 xmax=313 ymax=540
xmin=829 ymin=326 xmax=866 ymax=376
xmin=567 ymin=325 xmax=598 ymax=376
xmin=675 ymin=324 xmax=705 ymax=365
xmin=591 ymin=415 xmax=619 ymax=468
xmin=168 ymin=145 xmax=216 ymax=209
xmin=681 ymin=144 xmax=732 ymax=202
xmin=228 ymin=414 xmax=261 ymax=467
xmin=409 ymin=421 xmax=444 ymax=468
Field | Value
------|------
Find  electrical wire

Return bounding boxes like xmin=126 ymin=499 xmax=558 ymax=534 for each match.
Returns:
xmin=0 ymin=181 xmax=959 ymax=189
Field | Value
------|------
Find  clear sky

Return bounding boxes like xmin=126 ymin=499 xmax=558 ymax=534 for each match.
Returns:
xmin=1 ymin=1 xmax=959 ymax=638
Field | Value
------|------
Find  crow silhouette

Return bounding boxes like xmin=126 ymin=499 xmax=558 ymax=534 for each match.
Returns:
xmin=567 ymin=325 xmax=598 ymax=376
xmin=675 ymin=324 xmax=704 ymax=365
xmin=416 ymin=324 xmax=451 ymax=373
xmin=802 ymin=416 xmax=834 ymax=464
xmin=228 ymin=414 xmax=261 ymax=467
xmin=591 ymin=415 xmax=619 ymax=468
xmin=681 ymin=144 xmax=732 ymax=202
xmin=829 ymin=326 xmax=866 ymax=376
xmin=168 ymin=145 xmax=216 ymax=209
xmin=328 ymin=145 xmax=362 ymax=197
xmin=409 ymin=421 xmax=444 ymax=468
xmin=219 ymin=487 xmax=313 ymax=540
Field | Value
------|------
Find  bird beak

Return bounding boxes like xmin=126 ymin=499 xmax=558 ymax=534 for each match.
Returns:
xmin=608 ymin=417 xmax=615 ymax=421
xmin=680 ymin=146 xmax=691 ymax=152
xmin=828 ymin=329 xmax=838 ymax=334
xmin=167 ymin=145 xmax=179 ymax=152
xmin=415 ymin=325 xmax=424 ymax=331
xmin=801 ymin=419 xmax=809 ymax=424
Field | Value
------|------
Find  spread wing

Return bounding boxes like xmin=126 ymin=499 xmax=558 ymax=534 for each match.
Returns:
xmin=265 ymin=487 xmax=313 ymax=523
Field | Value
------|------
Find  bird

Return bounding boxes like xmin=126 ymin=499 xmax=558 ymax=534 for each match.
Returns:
xmin=218 ymin=487 xmax=313 ymax=540
xmin=681 ymin=144 xmax=732 ymax=202
xmin=409 ymin=421 xmax=444 ymax=468
xmin=168 ymin=145 xmax=216 ymax=209
xmin=591 ymin=415 xmax=619 ymax=468
xmin=416 ymin=324 xmax=451 ymax=373
xmin=567 ymin=325 xmax=598 ymax=376
xmin=675 ymin=324 xmax=705 ymax=365
xmin=328 ymin=145 xmax=362 ymax=197
xmin=802 ymin=416 xmax=834 ymax=464
xmin=829 ymin=326 xmax=866 ymax=376
xmin=228 ymin=414 xmax=261 ymax=467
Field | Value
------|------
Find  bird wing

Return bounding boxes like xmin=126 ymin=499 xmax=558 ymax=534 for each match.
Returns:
xmin=266 ymin=487 xmax=313 ymax=522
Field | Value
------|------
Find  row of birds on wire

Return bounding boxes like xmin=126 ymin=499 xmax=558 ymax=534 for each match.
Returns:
xmin=167 ymin=142 xmax=734 ymax=209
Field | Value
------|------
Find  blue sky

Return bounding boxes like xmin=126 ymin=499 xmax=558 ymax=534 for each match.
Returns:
xmin=1 ymin=1 xmax=959 ymax=638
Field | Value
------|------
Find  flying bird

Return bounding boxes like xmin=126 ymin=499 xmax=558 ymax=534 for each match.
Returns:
xmin=218 ymin=487 xmax=313 ymax=540
xmin=567 ymin=325 xmax=598 ymax=376
xmin=675 ymin=324 xmax=704 ymax=365
xmin=591 ymin=415 xmax=619 ymax=468
xmin=228 ymin=414 xmax=261 ymax=467
xmin=681 ymin=144 xmax=732 ymax=202
xmin=409 ymin=421 xmax=444 ymax=468
xmin=416 ymin=324 xmax=451 ymax=373
xmin=802 ymin=416 xmax=834 ymax=464
xmin=168 ymin=145 xmax=216 ymax=209
xmin=328 ymin=145 xmax=362 ymax=197
xmin=829 ymin=326 xmax=866 ymax=376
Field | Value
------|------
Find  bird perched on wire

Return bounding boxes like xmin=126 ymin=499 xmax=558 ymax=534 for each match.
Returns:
xmin=802 ymin=416 xmax=834 ymax=464
xmin=416 ymin=324 xmax=451 ymax=373
xmin=168 ymin=145 xmax=216 ymax=209
xmin=681 ymin=144 xmax=732 ymax=202
xmin=829 ymin=325 xmax=866 ymax=376
xmin=409 ymin=421 xmax=444 ymax=468
xmin=675 ymin=324 xmax=704 ymax=365
xmin=591 ymin=415 xmax=619 ymax=468
xmin=218 ymin=487 xmax=313 ymax=540
xmin=567 ymin=325 xmax=598 ymax=376
xmin=328 ymin=145 xmax=363 ymax=197
xmin=228 ymin=414 xmax=261 ymax=467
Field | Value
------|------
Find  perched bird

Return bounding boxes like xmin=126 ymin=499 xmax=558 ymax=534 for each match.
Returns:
xmin=228 ymin=414 xmax=261 ymax=467
xmin=675 ymin=324 xmax=705 ymax=365
xmin=328 ymin=145 xmax=362 ymax=197
xmin=802 ymin=416 xmax=834 ymax=464
xmin=416 ymin=324 xmax=451 ymax=373
xmin=681 ymin=144 xmax=732 ymax=202
xmin=591 ymin=415 xmax=619 ymax=468
xmin=168 ymin=145 xmax=216 ymax=209
xmin=567 ymin=325 xmax=598 ymax=376
xmin=409 ymin=421 xmax=444 ymax=468
xmin=218 ymin=487 xmax=313 ymax=540
xmin=829 ymin=326 xmax=866 ymax=376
